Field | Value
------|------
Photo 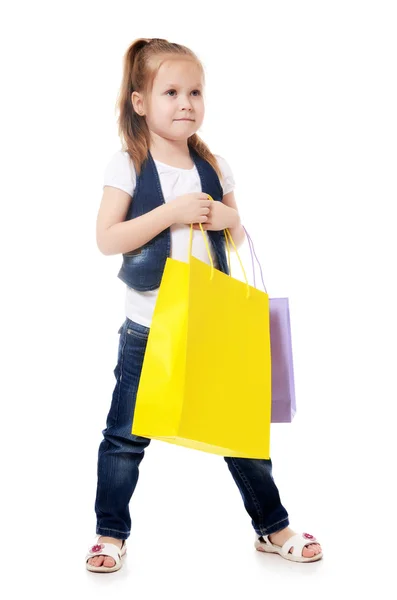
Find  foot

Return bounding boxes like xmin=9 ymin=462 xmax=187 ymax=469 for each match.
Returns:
xmin=87 ymin=536 xmax=123 ymax=568
xmin=268 ymin=527 xmax=322 ymax=558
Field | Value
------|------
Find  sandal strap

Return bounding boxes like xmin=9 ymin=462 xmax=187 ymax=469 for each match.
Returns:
xmin=281 ymin=533 xmax=319 ymax=558
xmin=85 ymin=542 xmax=122 ymax=563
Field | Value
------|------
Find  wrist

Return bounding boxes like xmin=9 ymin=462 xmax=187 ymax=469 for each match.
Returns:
xmin=229 ymin=208 xmax=241 ymax=228
xmin=163 ymin=201 xmax=178 ymax=226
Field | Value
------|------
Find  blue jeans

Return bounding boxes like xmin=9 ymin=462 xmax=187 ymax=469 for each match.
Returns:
xmin=95 ymin=317 xmax=289 ymax=540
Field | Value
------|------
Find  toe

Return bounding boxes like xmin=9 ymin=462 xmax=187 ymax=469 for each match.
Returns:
xmin=103 ymin=556 xmax=116 ymax=568
xmin=89 ymin=555 xmax=115 ymax=567
xmin=302 ymin=546 xmax=316 ymax=558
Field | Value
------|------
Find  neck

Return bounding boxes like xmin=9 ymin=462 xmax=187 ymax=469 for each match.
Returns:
xmin=149 ymin=132 xmax=192 ymax=163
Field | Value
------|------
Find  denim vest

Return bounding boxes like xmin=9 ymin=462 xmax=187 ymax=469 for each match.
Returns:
xmin=117 ymin=147 xmax=230 ymax=291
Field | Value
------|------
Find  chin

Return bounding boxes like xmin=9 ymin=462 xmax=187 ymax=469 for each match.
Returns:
xmin=173 ymin=132 xmax=198 ymax=141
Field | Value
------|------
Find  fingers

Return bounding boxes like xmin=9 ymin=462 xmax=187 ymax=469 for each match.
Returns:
xmin=200 ymin=194 xmax=212 ymax=207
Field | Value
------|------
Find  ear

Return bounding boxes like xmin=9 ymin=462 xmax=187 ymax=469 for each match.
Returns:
xmin=131 ymin=91 xmax=146 ymax=116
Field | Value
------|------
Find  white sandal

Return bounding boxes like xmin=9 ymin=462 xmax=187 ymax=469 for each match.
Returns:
xmin=255 ymin=532 xmax=323 ymax=563
xmin=85 ymin=536 xmax=127 ymax=573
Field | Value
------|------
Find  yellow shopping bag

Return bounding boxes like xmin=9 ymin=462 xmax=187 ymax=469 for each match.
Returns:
xmin=132 ymin=214 xmax=272 ymax=458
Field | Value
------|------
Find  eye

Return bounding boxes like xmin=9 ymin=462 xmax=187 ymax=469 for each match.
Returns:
xmin=165 ymin=89 xmax=202 ymax=97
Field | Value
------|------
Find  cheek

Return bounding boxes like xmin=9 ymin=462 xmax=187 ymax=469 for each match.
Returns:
xmin=148 ymin=106 xmax=170 ymax=127
xmin=157 ymin=101 xmax=174 ymax=120
xmin=195 ymin=99 xmax=205 ymax=116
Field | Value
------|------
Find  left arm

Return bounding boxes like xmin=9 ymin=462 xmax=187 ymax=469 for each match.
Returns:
xmin=220 ymin=190 xmax=246 ymax=250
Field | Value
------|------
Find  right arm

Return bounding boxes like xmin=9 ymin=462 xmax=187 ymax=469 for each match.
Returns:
xmin=96 ymin=186 xmax=211 ymax=256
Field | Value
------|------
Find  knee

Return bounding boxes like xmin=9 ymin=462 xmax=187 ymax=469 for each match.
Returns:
xmin=102 ymin=427 xmax=151 ymax=454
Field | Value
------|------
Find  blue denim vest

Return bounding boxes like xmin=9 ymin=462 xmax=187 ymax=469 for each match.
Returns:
xmin=117 ymin=147 xmax=230 ymax=291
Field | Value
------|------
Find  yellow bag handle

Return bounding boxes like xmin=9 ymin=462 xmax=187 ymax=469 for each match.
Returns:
xmin=188 ymin=195 xmax=250 ymax=298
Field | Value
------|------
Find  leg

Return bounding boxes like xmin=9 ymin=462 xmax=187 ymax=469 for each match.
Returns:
xmin=224 ymin=456 xmax=289 ymax=536
xmin=89 ymin=318 xmax=151 ymax=569
xmin=224 ymin=456 xmax=322 ymax=559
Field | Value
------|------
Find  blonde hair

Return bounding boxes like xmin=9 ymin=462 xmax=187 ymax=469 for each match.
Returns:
xmin=115 ymin=37 xmax=222 ymax=178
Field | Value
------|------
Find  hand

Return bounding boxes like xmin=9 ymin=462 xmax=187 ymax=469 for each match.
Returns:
xmin=168 ymin=193 xmax=211 ymax=225
xmin=192 ymin=201 xmax=239 ymax=231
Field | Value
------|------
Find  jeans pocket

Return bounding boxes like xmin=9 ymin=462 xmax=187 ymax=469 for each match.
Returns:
xmin=125 ymin=319 xmax=150 ymax=341
xmin=126 ymin=327 xmax=149 ymax=341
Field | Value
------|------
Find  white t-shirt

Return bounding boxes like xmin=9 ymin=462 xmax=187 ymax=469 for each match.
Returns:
xmin=103 ymin=150 xmax=236 ymax=327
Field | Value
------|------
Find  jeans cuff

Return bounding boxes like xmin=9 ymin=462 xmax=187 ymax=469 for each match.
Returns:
xmin=96 ymin=527 xmax=130 ymax=540
xmin=254 ymin=517 xmax=290 ymax=537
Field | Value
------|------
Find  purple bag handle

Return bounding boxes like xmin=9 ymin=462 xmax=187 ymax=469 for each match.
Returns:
xmin=242 ymin=226 xmax=268 ymax=294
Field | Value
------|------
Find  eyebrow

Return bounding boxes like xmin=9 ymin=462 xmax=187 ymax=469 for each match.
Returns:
xmin=164 ymin=83 xmax=203 ymax=88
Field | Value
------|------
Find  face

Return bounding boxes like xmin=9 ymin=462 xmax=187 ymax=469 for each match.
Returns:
xmin=132 ymin=57 xmax=205 ymax=141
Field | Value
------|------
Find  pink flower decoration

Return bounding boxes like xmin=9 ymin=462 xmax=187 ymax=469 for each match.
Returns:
xmin=90 ymin=543 xmax=105 ymax=553
xmin=303 ymin=533 xmax=315 ymax=540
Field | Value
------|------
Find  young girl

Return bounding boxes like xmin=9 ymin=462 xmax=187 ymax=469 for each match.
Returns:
xmin=86 ymin=37 xmax=323 ymax=573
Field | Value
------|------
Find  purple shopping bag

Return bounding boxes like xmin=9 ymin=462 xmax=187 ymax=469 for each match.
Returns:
xmin=244 ymin=228 xmax=296 ymax=423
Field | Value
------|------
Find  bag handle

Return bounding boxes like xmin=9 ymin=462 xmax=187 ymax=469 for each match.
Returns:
xmin=243 ymin=226 xmax=268 ymax=293
xmin=188 ymin=195 xmax=250 ymax=298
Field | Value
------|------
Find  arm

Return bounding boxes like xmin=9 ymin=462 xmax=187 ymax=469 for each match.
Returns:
xmin=96 ymin=186 xmax=175 ymax=256
xmin=221 ymin=190 xmax=246 ymax=250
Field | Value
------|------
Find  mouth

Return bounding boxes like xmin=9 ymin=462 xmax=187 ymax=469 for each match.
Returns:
xmin=174 ymin=118 xmax=195 ymax=121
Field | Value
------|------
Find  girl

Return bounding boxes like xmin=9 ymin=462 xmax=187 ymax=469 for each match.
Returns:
xmin=86 ymin=37 xmax=323 ymax=573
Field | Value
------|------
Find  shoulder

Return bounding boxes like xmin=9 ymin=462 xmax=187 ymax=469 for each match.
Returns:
xmin=213 ymin=154 xmax=235 ymax=195
xmin=103 ymin=149 xmax=137 ymax=196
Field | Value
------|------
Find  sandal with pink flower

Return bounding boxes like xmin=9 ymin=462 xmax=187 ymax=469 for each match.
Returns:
xmin=85 ymin=536 xmax=127 ymax=573
xmin=255 ymin=532 xmax=323 ymax=563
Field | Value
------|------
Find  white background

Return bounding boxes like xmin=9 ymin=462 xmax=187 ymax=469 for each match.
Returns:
xmin=1 ymin=1 xmax=396 ymax=598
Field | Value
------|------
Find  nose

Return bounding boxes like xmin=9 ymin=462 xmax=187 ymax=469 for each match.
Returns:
xmin=179 ymin=94 xmax=193 ymax=111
